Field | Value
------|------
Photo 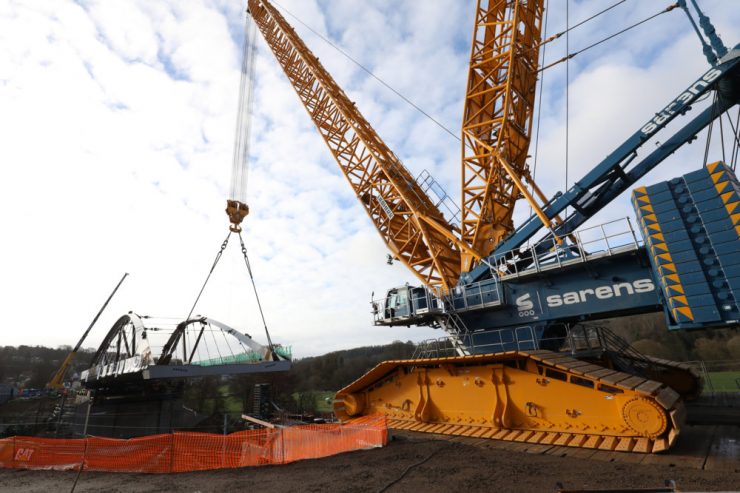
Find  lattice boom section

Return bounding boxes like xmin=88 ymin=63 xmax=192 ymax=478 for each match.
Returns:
xmin=461 ymin=0 xmax=544 ymax=269
xmin=249 ymin=0 xmax=460 ymax=290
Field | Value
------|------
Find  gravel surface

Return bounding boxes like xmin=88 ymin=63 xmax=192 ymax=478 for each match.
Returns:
xmin=1 ymin=434 xmax=738 ymax=492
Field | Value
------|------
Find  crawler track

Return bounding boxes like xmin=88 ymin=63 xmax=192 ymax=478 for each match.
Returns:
xmin=335 ymin=350 xmax=685 ymax=453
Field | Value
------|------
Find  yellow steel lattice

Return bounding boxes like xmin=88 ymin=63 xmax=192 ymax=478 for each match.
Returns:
xmin=461 ymin=0 xmax=548 ymax=272
xmin=248 ymin=0 xmax=464 ymax=291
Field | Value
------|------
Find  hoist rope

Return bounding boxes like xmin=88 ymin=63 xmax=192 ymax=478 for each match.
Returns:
xmin=230 ymin=14 xmax=258 ymax=203
xmin=717 ymin=107 xmax=740 ymax=171
xmin=186 ymin=232 xmax=231 ymax=322
xmin=185 ymin=231 xmax=277 ymax=359
xmin=270 ymin=0 xmax=460 ymax=144
xmin=562 ymin=0 xmax=627 ymax=37
xmin=238 ymin=231 xmax=276 ymax=354
xmin=534 ymin=0 xmax=627 ymax=51
xmin=703 ymin=92 xmax=720 ymax=167
xmin=565 ymin=0 xmax=570 ymax=217
xmin=530 ymin=0 xmax=551 ymax=216
xmin=730 ymin=108 xmax=740 ymax=171
xmin=539 ymin=3 xmax=679 ymax=73
xmin=529 ymin=0 xmax=550 ymax=184
xmin=719 ymin=103 xmax=726 ymax=164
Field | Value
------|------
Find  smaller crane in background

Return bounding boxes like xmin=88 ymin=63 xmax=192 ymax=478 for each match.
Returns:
xmin=47 ymin=272 xmax=128 ymax=390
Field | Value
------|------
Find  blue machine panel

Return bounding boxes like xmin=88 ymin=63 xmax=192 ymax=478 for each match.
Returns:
xmin=632 ymin=161 xmax=740 ymax=329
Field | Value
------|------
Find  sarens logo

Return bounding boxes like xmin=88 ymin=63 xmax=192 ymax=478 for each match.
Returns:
xmin=546 ymin=279 xmax=654 ymax=307
xmin=640 ymin=68 xmax=721 ymax=136
xmin=515 ymin=293 xmax=534 ymax=311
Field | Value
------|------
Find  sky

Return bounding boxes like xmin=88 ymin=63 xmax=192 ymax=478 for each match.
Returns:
xmin=0 ymin=0 xmax=738 ymax=358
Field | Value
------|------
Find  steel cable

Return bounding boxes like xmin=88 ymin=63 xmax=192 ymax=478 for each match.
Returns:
xmin=238 ymin=232 xmax=275 ymax=355
xmin=376 ymin=442 xmax=450 ymax=493
xmin=230 ymin=15 xmax=258 ymax=203
xmin=539 ymin=3 xmax=679 ymax=72
xmin=270 ymin=0 xmax=460 ymax=143
xmin=185 ymin=232 xmax=231 ymax=323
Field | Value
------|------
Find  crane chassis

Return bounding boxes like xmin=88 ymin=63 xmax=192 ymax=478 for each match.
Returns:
xmin=247 ymin=0 xmax=740 ymax=452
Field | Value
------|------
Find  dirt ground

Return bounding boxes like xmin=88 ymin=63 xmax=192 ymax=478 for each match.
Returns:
xmin=1 ymin=433 xmax=738 ymax=493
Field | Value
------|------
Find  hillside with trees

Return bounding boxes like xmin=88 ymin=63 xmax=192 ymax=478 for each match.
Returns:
xmin=0 ymin=346 xmax=94 ymax=389
xmin=2 ymin=318 xmax=738 ymax=418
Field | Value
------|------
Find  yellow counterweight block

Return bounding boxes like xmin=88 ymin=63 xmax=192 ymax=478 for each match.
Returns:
xmin=335 ymin=351 xmax=683 ymax=453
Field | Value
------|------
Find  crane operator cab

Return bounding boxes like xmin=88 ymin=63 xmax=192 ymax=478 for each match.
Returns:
xmin=373 ymin=285 xmax=443 ymax=326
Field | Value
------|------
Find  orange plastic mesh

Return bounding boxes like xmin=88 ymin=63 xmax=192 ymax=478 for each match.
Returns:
xmin=0 ymin=415 xmax=386 ymax=473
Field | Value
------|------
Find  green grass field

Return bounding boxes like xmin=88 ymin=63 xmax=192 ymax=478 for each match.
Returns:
xmin=705 ymin=371 xmax=740 ymax=393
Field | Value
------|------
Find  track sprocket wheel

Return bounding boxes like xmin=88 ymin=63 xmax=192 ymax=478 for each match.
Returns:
xmin=621 ymin=397 xmax=667 ymax=437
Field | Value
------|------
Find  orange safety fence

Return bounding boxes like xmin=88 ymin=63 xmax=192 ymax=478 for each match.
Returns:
xmin=0 ymin=415 xmax=387 ymax=473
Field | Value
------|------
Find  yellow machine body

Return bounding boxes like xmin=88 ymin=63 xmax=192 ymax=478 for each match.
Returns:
xmin=335 ymin=350 xmax=684 ymax=454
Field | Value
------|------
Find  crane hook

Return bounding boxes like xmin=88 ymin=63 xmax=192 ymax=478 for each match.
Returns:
xmin=226 ymin=199 xmax=249 ymax=232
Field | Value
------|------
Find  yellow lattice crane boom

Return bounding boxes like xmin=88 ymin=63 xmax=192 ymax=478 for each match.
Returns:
xmin=460 ymin=0 xmax=552 ymax=272
xmin=247 ymin=0 xmax=481 ymax=293
xmin=248 ymin=0 xmax=553 ymax=288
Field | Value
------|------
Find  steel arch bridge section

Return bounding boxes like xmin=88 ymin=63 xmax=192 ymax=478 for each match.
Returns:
xmin=82 ymin=312 xmax=153 ymax=384
xmin=81 ymin=314 xmax=292 ymax=385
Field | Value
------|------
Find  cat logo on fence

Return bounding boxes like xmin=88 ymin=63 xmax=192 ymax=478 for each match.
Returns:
xmin=14 ymin=448 xmax=34 ymax=461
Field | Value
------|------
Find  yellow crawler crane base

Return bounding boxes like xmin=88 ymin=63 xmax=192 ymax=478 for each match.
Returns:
xmin=334 ymin=351 xmax=685 ymax=454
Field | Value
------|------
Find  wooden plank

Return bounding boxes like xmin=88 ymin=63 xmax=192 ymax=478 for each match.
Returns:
xmin=505 ymin=442 xmax=532 ymax=453
xmin=553 ymin=360 xmax=593 ymax=371
xmin=589 ymin=450 xmax=617 ymax=462
xmin=481 ymin=439 xmax=511 ymax=450
xmin=618 ymin=375 xmax=648 ymax=390
xmin=704 ymin=425 xmax=740 ymax=472
xmin=570 ymin=364 xmax=607 ymax=376
xmin=600 ymin=372 xmax=633 ymax=385
xmin=541 ymin=356 xmax=577 ymax=365
xmin=545 ymin=445 xmax=571 ymax=456
xmin=601 ymin=451 xmax=648 ymax=464
xmin=241 ymin=414 xmax=275 ymax=428
xmin=523 ymin=444 xmax=554 ymax=454
xmin=635 ymin=380 xmax=663 ymax=397
xmin=643 ymin=424 xmax=716 ymax=470
xmin=557 ymin=447 xmax=599 ymax=459
xmin=588 ymin=369 xmax=618 ymax=379
xmin=464 ymin=438 xmax=494 ymax=448
xmin=640 ymin=452 xmax=703 ymax=470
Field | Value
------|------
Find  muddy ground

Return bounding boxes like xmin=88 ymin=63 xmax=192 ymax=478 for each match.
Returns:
xmin=1 ymin=433 xmax=738 ymax=493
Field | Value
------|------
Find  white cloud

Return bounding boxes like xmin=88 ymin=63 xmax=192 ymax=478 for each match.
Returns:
xmin=0 ymin=0 xmax=738 ymax=360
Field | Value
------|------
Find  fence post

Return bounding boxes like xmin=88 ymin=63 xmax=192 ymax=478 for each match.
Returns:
xmin=281 ymin=428 xmax=286 ymax=465
xmin=169 ymin=432 xmax=175 ymax=473
xmin=222 ymin=414 xmax=228 ymax=468
xmin=82 ymin=398 xmax=92 ymax=437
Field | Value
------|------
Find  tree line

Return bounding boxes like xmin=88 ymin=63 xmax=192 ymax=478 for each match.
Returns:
xmin=2 ymin=317 xmax=738 ymax=417
xmin=0 ymin=346 xmax=94 ymax=389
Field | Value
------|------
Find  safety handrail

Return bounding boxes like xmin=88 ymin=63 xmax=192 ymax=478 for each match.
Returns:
xmin=490 ymin=217 xmax=642 ymax=279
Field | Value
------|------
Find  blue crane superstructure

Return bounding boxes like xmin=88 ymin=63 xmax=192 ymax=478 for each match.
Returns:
xmin=376 ymin=25 xmax=740 ymax=358
xmin=250 ymin=0 xmax=739 ymax=452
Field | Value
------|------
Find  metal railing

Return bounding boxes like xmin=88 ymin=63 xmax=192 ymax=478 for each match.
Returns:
xmin=469 ymin=325 xmax=538 ymax=354
xmin=447 ymin=278 xmax=502 ymax=312
xmin=490 ymin=217 xmax=642 ymax=279
xmin=416 ymin=169 xmax=460 ymax=228
xmin=412 ymin=337 xmax=459 ymax=359
xmin=688 ymin=359 xmax=740 ymax=396
xmin=371 ymin=287 xmax=445 ymax=325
